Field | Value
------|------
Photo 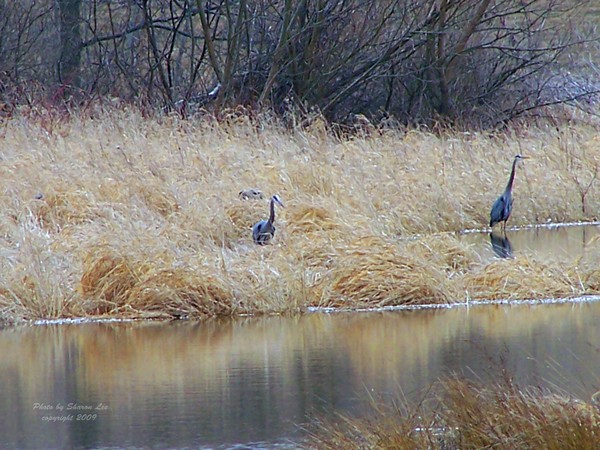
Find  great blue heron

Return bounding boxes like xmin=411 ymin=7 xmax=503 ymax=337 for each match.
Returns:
xmin=252 ymin=194 xmax=284 ymax=245
xmin=490 ymin=154 xmax=529 ymax=232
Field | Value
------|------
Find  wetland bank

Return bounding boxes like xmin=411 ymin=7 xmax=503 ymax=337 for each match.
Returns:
xmin=2 ymin=110 xmax=600 ymax=322
xmin=2 ymin=110 xmax=600 ymax=449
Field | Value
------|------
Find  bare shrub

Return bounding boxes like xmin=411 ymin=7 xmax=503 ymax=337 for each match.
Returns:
xmin=1 ymin=1 xmax=598 ymax=126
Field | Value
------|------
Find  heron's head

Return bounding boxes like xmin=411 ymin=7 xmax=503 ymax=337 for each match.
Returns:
xmin=514 ymin=154 xmax=530 ymax=161
xmin=272 ymin=194 xmax=284 ymax=208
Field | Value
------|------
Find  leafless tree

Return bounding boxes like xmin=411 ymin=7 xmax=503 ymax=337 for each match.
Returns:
xmin=57 ymin=0 xmax=83 ymax=93
xmin=0 ymin=0 xmax=598 ymax=126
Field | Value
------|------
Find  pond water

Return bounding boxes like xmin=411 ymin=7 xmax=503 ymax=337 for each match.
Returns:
xmin=1 ymin=301 xmax=599 ymax=449
xmin=459 ymin=223 xmax=600 ymax=261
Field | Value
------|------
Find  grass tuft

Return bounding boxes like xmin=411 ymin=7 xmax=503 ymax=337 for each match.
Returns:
xmin=286 ymin=203 xmax=342 ymax=234
xmin=80 ymin=248 xmax=235 ymax=318
xmin=404 ymin=233 xmax=480 ymax=273
xmin=463 ymin=256 xmax=582 ymax=300
xmin=127 ymin=268 xmax=234 ymax=318
xmin=439 ymin=378 xmax=600 ymax=450
xmin=33 ymin=187 xmax=96 ymax=230
xmin=308 ymin=375 xmax=600 ymax=450
xmin=322 ymin=236 xmax=450 ymax=307
xmin=225 ymin=202 xmax=264 ymax=238
xmin=80 ymin=252 xmax=151 ymax=314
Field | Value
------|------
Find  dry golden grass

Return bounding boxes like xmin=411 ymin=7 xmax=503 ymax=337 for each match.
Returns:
xmin=463 ymin=256 xmax=584 ymax=300
xmin=319 ymin=236 xmax=452 ymax=308
xmin=307 ymin=375 xmax=600 ymax=450
xmin=2 ymin=108 xmax=600 ymax=321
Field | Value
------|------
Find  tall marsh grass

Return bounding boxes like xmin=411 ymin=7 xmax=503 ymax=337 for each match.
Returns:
xmin=307 ymin=375 xmax=600 ymax=450
xmin=1 ymin=109 xmax=600 ymax=321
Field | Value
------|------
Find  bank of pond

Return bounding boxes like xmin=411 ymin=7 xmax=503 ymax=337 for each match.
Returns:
xmin=4 ymin=222 xmax=600 ymax=324
xmin=1 ymin=301 xmax=598 ymax=449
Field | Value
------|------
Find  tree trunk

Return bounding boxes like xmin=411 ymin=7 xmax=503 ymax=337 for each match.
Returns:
xmin=57 ymin=0 xmax=82 ymax=92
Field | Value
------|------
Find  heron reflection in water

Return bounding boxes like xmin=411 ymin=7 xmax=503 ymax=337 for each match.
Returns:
xmin=490 ymin=232 xmax=513 ymax=258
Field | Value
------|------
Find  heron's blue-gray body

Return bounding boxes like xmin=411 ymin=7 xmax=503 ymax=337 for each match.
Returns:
xmin=490 ymin=155 xmax=523 ymax=229
xmin=490 ymin=191 xmax=513 ymax=228
xmin=253 ymin=220 xmax=276 ymax=245
xmin=252 ymin=195 xmax=284 ymax=245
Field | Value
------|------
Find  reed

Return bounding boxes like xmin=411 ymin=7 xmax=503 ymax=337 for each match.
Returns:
xmin=1 ymin=108 xmax=600 ymax=321
xmin=319 ymin=236 xmax=452 ymax=308
xmin=307 ymin=375 xmax=600 ymax=450
xmin=462 ymin=256 xmax=585 ymax=300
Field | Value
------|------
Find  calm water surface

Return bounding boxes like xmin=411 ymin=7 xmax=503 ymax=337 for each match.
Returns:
xmin=460 ymin=223 xmax=600 ymax=261
xmin=1 ymin=302 xmax=599 ymax=449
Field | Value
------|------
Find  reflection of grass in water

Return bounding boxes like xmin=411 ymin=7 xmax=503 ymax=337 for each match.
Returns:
xmin=308 ymin=373 xmax=600 ymax=450
xmin=3 ymin=110 xmax=600 ymax=321
xmin=1 ymin=314 xmax=598 ymax=445
xmin=2 ymin=307 xmax=597 ymax=398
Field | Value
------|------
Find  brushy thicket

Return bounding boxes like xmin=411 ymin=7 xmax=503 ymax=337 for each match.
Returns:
xmin=307 ymin=375 xmax=600 ymax=450
xmin=1 ymin=1 xmax=599 ymax=127
xmin=1 ymin=107 xmax=600 ymax=322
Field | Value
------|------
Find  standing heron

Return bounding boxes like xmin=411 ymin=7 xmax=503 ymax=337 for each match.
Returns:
xmin=490 ymin=154 xmax=529 ymax=232
xmin=252 ymin=194 xmax=284 ymax=245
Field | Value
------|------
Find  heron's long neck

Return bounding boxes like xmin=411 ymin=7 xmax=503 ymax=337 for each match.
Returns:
xmin=268 ymin=198 xmax=276 ymax=224
xmin=505 ymin=158 xmax=518 ymax=193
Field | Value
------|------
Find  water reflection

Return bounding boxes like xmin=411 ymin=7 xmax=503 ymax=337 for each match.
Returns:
xmin=462 ymin=224 xmax=600 ymax=262
xmin=0 ymin=302 xmax=599 ymax=449
xmin=490 ymin=232 xmax=513 ymax=258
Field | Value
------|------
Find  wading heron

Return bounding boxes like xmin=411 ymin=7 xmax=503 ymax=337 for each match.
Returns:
xmin=252 ymin=194 xmax=284 ymax=245
xmin=490 ymin=154 xmax=529 ymax=232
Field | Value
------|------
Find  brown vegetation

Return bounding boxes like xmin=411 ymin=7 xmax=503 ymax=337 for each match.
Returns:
xmin=307 ymin=375 xmax=600 ymax=449
xmin=1 ymin=109 xmax=600 ymax=322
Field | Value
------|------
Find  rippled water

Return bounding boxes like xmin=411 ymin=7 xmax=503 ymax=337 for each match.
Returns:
xmin=1 ymin=301 xmax=599 ymax=449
